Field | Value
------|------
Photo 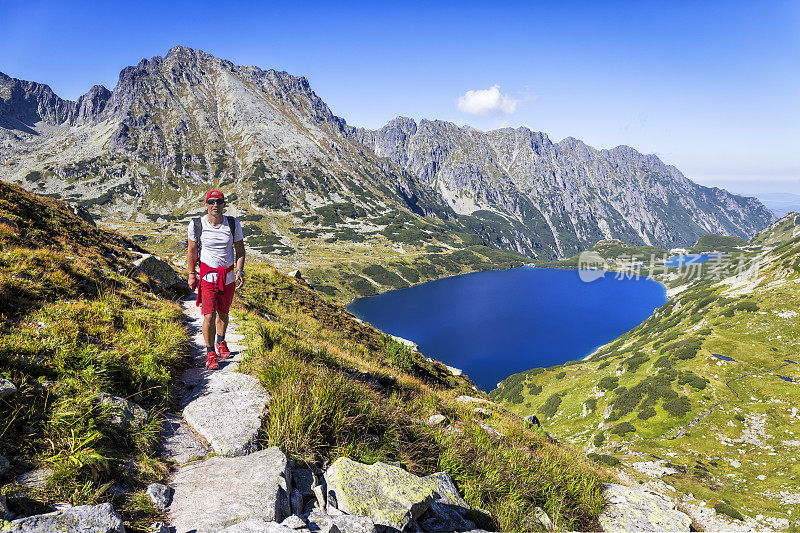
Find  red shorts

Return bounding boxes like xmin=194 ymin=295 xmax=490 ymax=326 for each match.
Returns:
xmin=200 ymin=279 xmax=235 ymax=315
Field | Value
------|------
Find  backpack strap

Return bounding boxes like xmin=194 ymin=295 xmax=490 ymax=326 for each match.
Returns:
xmin=192 ymin=217 xmax=203 ymax=266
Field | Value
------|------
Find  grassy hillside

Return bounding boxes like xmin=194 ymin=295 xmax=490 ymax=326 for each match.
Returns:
xmin=752 ymin=212 xmax=800 ymax=246
xmin=689 ymin=233 xmax=748 ymax=253
xmin=493 ymin=227 xmax=800 ymax=527
xmin=536 ymin=239 xmax=667 ymax=269
xmin=0 ymin=182 xmax=188 ymax=530
xmin=232 ymin=263 xmax=606 ymax=531
xmin=0 ymin=182 xmax=607 ymax=531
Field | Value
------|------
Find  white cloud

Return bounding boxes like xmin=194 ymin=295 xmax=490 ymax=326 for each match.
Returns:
xmin=457 ymin=85 xmax=520 ymax=116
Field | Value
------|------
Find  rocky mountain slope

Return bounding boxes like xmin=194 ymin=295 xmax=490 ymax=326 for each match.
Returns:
xmin=492 ymin=220 xmax=800 ymax=530
xmin=1 ymin=46 xmax=774 ymax=263
xmin=350 ymin=118 xmax=774 ymax=258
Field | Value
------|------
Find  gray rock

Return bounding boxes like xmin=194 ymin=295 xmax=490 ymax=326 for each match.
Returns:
xmin=0 ymin=454 xmax=10 ymax=476
xmin=600 ymin=482 xmax=692 ymax=532
xmin=323 ymin=457 xmax=433 ymax=530
xmin=146 ymin=482 xmax=172 ymax=510
xmin=534 ymin=507 xmax=554 ymax=531
xmin=97 ymin=392 xmax=148 ymax=429
xmin=149 ymin=522 xmax=171 ymax=533
xmin=426 ymin=414 xmax=446 ymax=426
xmin=160 ymin=413 xmax=207 ymax=464
xmin=280 ymin=514 xmax=307 ymax=529
xmin=290 ymin=488 xmax=304 ymax=516
xmin=182 ymin=371 xmax=269 ymax=457
xmin=476 ymin=421 xmax=504 ymax=439
xmin=0 ymin=378 xmax=17 ymax=399
xmin=455 ymin=396 xmax=492 ymax=405
xmin=292 ymin=468 xmax=315 ymax=497
xmin=307 ymin=509 xmax=376 ymax=533
xmin=523 ymin=414 xmax=540 ymax=426
xmin=422 ymin=472 xmax=469 ymax=512
xmin=170 ymin=446 xmax=291 ymax=533
xmin=133 ymin=254 xmax=185 ymax=292
xmin=5 ymin=502 xmax=124 ymax=532
xmin=0 ymin=493 xmax=9 ymax=519
xmin=217 ymin=519 xmax=297 ymax=533
xmin=15 ymin=468 xmax=53 ymax=489
xmin=472 ymin=408 xmax=492 ymax=417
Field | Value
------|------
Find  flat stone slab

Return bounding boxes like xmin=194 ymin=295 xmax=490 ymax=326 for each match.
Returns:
xmin=600 ymin=483 xmax=692 ymax=532
xmin=323 ymin=457 xmax=434 ymax=530
xmin=160 ymin=413 xmax=207 ymax=464
xmin=5 ymin=502 xmax=124 ymax=532
xmin=182 ymin=371 xmax=269 ymax=457
xmin=217 ymin=519 xmax=299 ymax=533
xmin=170 ymin=446 xmax=291 ymax=533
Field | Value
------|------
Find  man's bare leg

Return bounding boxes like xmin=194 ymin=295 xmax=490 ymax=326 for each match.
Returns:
xmin=216 ymin=312 xmax=229 ymax=340
xmin=203 ymin=311 xmax=217 ymax=350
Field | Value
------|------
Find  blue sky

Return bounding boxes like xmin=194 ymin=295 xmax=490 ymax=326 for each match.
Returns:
xmin=2 ymin=0 xmax=798 ymax=194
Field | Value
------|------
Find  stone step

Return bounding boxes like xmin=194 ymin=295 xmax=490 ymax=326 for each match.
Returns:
xmin=170 ymin=447 xmax=291 ymax=533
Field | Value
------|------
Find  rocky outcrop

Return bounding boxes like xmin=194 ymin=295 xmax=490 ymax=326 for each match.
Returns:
xmin=599 ymin=483 xmax=692 ymax=531
xmin=169 ymin=447 xmax=292 ymax=533
xmin=324 ymin=457 xmax=434 ymax=530
xmin=3 ymin=503 xmax=125 ymax=533
xmin=350 ymin=117 xmax=775 ymax=258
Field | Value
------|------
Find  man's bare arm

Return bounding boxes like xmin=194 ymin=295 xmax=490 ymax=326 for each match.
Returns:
xmin=187 ymin=238 xmax=198 ymax=290
xmin=234 ymin=239 xmax=245 ymax=289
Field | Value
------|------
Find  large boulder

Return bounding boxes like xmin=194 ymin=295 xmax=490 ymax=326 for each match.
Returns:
xmin=4 ymin=502 xmax=124 ymax=532
xmin=600 ymin=483 xmax=692 ymax=532
xmin=97 ymin=393 xmax=148 ymax=429
xmin=133 ymin=253 xmax=187 ymax=293
xmin=323 ymin=458 xmax=434 ymax=530
xmin=170 ymin=446 xmax=291 ymax=533
xmin=182 ymin=371 xmax=269 ymax=457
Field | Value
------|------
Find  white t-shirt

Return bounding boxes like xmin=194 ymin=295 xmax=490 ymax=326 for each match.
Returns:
xmin=187 ymin=215 xmax=244 ymax=285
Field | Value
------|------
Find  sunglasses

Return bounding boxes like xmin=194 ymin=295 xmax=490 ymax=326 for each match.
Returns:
xmin=206 ymin=198 xmax=225 ymax=205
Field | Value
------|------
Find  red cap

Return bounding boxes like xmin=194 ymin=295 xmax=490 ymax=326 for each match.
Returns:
xmin=205 ymin=190 xmax=224 ymax=201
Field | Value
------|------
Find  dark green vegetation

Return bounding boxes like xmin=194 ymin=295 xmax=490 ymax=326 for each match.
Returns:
xmin=690 ymin=233 xmax=747 ymax=253
xmin=492 ymin=221 xmax=800 ymax=525
xmin=0 ymin=183 xmax=188 ymax=531
xmin=235 ymin=264 xmax=606 ymax=531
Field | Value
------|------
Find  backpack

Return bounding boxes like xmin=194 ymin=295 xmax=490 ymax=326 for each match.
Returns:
xmin=192 ymin=215 xmax=238 ymax=266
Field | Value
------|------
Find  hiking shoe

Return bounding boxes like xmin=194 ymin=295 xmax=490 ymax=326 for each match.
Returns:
xmin=205 ymin=351 xmax=219 ymax=370
xmin=216 ymin=340 xmax=232 ymax=359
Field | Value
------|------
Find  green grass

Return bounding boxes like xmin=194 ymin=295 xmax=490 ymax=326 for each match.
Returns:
xmin=234 ymin=263 xmax=606 ymax=531
xmin=0 ymin=182 xmax=189 ymax=531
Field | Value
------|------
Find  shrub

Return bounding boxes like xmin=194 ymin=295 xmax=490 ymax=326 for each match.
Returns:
xmin=637 ymin=406 xmax=656 ymax=419
xmin=714 ymin=503 xmax=744 ymax=521
xmin=585 ymin=398 xmax=597 ymax=413
xmin=678 ymin=370 xmax=709 ymax=390
xmin=538 ymin=394 xmax=562 ymax=419
xmin=624 ymin=351 xmax=649 ymax=373
xmin=598 ymin=376 xmax=619 ymax=391
xmin=593 ymin=432 xmax=605 ymax=447
xmin=383 ymin=335 xmax=415 ymax=371
xmin=663 ymin=396 xmax=691 ymax=417
xmin=526 ymin=382 xmax=542 ymax=396
xmin=587 ymin=453 xmax=620 ymax=466
xmin=597 ymin=361 xmax=611 ymax=370
xmin=609 ymin=422 xmax=635 ymax=436
xmin=555 ymin=371 xmax=567 ymax=380
xmin=664 ymin=337 xmax=703 ymax=360
xmin=734 ymin=414 xmax=745 ymax=422
xmin=363 ymin=264 xmax=408 ymax=289
xmin=735 ymin=301 xmax=759 ymax=313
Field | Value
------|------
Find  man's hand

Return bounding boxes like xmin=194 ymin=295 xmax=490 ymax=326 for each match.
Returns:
xmin=236 ymin=271 xmax=245 ymax=290
xmin=188 ymin=272 xmax=198 ymax=291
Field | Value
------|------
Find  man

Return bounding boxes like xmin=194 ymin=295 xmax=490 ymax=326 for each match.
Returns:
xmin=187 ymin=190 xmax=245 ymax=370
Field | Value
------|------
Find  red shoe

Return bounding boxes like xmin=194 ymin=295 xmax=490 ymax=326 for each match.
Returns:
xmin=216 ymin=340 xmax=232 ymax=359
xmin=205 ymin=351 xmax=219 ymax=370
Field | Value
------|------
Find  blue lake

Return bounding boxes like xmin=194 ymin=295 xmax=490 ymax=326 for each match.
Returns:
xmin=665 ymin=254 xmax=723 ymax=267
xmin=348 ymin=266 xmax=667 ymax=391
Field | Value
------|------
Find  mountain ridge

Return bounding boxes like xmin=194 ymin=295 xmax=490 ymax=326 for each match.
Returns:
xmin=0 ymin=45 xmax=774 ymax=261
